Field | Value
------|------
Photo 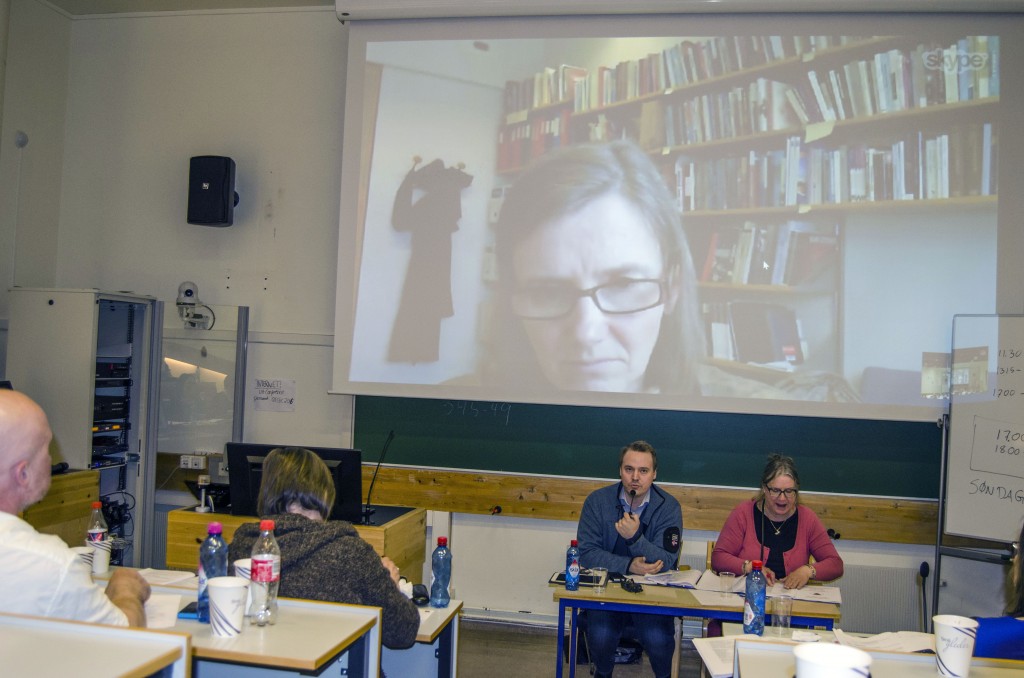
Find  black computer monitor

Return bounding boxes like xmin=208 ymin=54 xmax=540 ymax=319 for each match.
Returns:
xmin=226 ymin=443 xmax=363 ymax=523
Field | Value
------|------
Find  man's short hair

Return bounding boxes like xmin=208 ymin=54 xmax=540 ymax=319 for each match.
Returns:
xmin=619 ymin=440 xmax=657 ymax=471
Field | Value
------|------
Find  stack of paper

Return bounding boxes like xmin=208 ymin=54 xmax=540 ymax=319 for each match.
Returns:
xmin=642 ymin=569 xmax=703 ymax=588
xmin=834 ymin=628 xmax=935 ymax=653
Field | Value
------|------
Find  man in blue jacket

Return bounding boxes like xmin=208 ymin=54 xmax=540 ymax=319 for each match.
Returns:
xmin=577 ymin=440 xmax=682 ymax=678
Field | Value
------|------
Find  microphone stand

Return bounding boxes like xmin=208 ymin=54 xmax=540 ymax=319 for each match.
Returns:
xmin=362 ymin=430 xmax=395 ymax=525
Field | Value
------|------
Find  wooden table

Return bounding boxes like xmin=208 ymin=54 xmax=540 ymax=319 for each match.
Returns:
xmin=731 ymin=637 xmax=1024 ymax=677
xmin=382 ymin=600 xmax=463 ymax=678
xmin=165 ymin=505 xmax=427 ymax=581
xmin=119 ymin=572 xmax=461 ymax=678
xmin=161 ymin=587 xmax=381 ymax=677
xmin=553 ymin=584 xmax=840 ymax=678
xmin=0 ymin=611 xmax=190 ymax=678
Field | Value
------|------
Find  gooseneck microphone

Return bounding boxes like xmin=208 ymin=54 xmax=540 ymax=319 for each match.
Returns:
xmin=628 ymin=489 xmax=637 ymax=517
xmin=362 ymin=430 xmax=395 ymax=525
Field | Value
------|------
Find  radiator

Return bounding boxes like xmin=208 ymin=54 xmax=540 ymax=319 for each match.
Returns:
xmin=679 ymin=554 xmax=922 ymax=635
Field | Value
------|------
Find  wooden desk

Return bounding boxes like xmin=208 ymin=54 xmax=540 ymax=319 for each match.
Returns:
xmin=552 ymin=585 xmax=840 ymax=678
xmin=382 ymin=600 xmax=463 ymax=678
xmin=0 ymin=611 xmax=190 ymax=678
xmin=731 ymin=638 xmax=1024 ymax=677
xmin=165 ymin=505 xmax=427 ymax=582
xmin=158 ymin=586 xmax=381 ymax=677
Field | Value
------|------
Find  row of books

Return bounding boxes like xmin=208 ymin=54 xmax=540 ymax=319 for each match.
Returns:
xmin=502 ymin=35 xmax=856 ymax=116
xmin=670 ymin=123 xmax=997 ymax=212
xmin=695 ymin=220 xmax=838 ymax=288
xmin=621 ymin=78 xmax=796 ymax=149
xmin=789 ymin=36 xmax=999 ymax=125
xmin=571 ymin=35 xmax=857 ymax=112
xmin=495 ymin=109 xmax=571 ymax=172
xmin=581 ymin=38 xmax=998 ymax=151
xmin=703 ymin=300 xmax=806 ymax=367
xmin=502 ymin=64 xmax=587 ymax=117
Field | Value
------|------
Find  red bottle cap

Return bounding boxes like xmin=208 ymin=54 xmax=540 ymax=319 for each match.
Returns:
xmin=438 ymin=536 xmax=448 ymax=546
xmin=571 ymin=539 xmax=578 ymax=546
xmin=92 ymin=501 xmax=102 ymax=509
xmin=259 ymin=519 xmax=275 ymax=531
xmin=751 ymin=560 xmax=763 ymax=570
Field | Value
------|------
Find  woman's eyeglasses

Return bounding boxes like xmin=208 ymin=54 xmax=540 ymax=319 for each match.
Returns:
xmin=764 ymin=486 xmax=798 ymax=498
xmin=511 ymin=279 xmax=665 ymax=319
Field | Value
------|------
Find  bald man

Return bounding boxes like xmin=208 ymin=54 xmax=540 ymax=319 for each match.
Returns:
xmin=0 ymin=390 xmax=150 ymax=626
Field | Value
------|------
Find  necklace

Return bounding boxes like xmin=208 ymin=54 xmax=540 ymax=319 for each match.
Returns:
xmin=767 ymin=515 xmax=791 ymax=536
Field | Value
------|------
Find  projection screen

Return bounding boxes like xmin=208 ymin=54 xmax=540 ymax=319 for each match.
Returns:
xmin=332 ymin=13 xmax=1024 ymax=422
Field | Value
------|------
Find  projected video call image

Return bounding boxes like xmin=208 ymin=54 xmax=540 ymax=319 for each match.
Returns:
xmin=336 ymin=20 xmax=1005 ymax=420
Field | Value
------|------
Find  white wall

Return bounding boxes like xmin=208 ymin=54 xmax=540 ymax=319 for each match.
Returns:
xmin=0 ymin=1 xmax=1009 ymax=631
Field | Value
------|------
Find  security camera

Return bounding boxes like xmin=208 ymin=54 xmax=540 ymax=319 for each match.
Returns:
xmin=177 ymin=281 xmax=199 ymax=306
xmin=176 ymin=281 xmax=214 ymax=330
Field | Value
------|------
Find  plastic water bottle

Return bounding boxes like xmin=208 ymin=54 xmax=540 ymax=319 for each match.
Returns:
xmin=197 ymin=522 xmax=228 ymax=623
xmin=743 ymin=559 xmax=767 ymax=635
xmin=87 ymin=501 xmax=108 ymax=543
xmin=565 ymin=539 xmax=581 ymax=591
xmin=249 ymin=519 xmax=281 ymax=626
xmin=430 ymin=536 xmax=452 ymax=608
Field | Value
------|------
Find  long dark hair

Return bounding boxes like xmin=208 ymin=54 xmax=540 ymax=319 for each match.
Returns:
xmin=484 ymin=140 xmax=706 ymax=395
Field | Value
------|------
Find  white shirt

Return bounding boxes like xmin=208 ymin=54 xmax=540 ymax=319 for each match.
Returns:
xmin=0 ymin=512 xmax=127 ymax=625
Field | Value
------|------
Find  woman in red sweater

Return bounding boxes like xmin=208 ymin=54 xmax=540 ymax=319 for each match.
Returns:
xmin=711 ymin=454 xmax=843 ymax=588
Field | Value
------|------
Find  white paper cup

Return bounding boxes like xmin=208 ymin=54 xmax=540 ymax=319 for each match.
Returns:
xmin=719 ymin=571 xmax=736 ymax=593
xmin=794 ymin=642 xmax=872 ymax=678
xmin=933 ymin=614 xmax=979 ymax=678
xmin=208 ymin=576 xmax=249 ymax=637
xmin=89 ymin=539 xmax=112 ymax=574
xmin=771 ymin=594 xmax=793 ymax=636
xmin=590 ymin=567 xmax=608 ymax=594
xmin=233 ymin=558 xmax=253 ymax=614
xmin=70 ymin=546 xmax=93 ymax=568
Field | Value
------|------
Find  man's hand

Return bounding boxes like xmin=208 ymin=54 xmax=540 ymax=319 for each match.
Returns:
xmin=105 ymin=568 xmax=151 ymax=627
xmin=381 ymin=556 xmax=401 ymax=585
xmin=627 ymin=556 xmax=663 ymax=576
xmin=614 ymin=512 xmax=641 ymax=540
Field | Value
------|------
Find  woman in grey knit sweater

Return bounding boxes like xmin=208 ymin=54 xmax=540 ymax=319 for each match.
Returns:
xmin=228 ymin=447 xmax=419 ymax=649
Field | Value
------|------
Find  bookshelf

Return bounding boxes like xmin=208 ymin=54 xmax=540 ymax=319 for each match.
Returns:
xmin=493 ymin=32 xmax=998 ymax=377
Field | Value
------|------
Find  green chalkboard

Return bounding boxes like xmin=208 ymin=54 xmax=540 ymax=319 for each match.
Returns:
xmin=354 ymin=396 xmax=942 ymax=499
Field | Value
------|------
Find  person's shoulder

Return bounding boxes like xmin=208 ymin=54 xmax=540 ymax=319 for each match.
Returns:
xmin=653 ymin=484 xmax=681 ymax=508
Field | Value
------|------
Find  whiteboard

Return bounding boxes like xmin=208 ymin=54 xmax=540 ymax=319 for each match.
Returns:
xmin=944 ymin=314 xmax=1024 ymax=543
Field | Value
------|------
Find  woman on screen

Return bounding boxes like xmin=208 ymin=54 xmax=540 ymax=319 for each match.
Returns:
xmin=227 ymin=447 xmax=419 ymax=649
xmin=711 ymin=454 xmax=843 ymax=588
xmin=483 ymin=139 xmax=784 ymax=398
xmin=973 ymin=516 xmax=1024 ymax=660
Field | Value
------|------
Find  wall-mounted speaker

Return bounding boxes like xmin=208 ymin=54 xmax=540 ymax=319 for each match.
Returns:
xmin=187 ymin=156 xmax=239 ymax=226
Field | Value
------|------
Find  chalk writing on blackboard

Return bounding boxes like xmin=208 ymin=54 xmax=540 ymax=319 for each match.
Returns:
xmin=441 ymin=400 xmax=512 ymax=426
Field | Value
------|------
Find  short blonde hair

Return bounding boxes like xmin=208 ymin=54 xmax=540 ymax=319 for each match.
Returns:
xmin=257 ymin=447 xmax=335 ymax=520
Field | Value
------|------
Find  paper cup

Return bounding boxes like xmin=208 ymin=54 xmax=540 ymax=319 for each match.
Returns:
xmin=933 ymin=614 xmax=979 ymax=678
xmin=590 ymin=567 xmax=607 ymax=594
xmin=771 ymin=594 xmax=793 ymax=636
xmin=89 ymin=539 xmax=112 ymax=574
xmin=208 ymin=576 xmax=249 ymax=637
xmin=70 ymin=546 xmax=93 ymax=568
xmin=794 ymin=642 xmax=872 ymax=678
xmin=233 ymin=558 xmax=253 ymax=614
